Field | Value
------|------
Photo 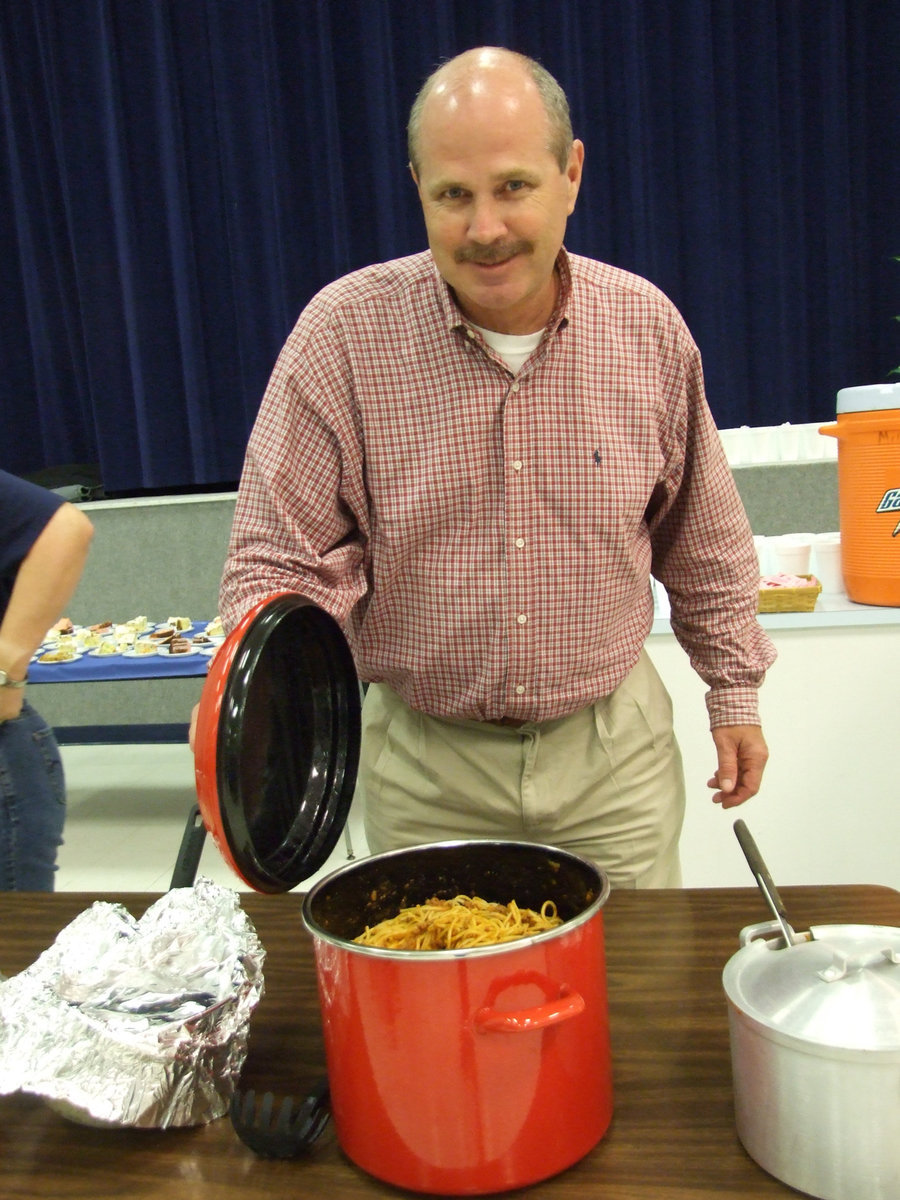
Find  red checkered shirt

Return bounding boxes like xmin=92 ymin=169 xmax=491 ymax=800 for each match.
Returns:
xmin=221 ymin=249 xmax=775 ymax=726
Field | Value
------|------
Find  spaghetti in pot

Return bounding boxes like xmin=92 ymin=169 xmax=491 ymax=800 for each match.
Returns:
xmin=353 ymin=894 xmax=563 ymax=950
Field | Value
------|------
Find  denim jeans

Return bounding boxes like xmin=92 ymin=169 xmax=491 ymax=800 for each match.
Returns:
xmin=0 ymin=701 xmax=66 ymax=890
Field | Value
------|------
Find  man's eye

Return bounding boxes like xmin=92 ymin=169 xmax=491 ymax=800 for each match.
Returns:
xmin=506 ymin=180 xmax=527 ymax=192
xmin=441 ymin=187 xmax=466 ymax=201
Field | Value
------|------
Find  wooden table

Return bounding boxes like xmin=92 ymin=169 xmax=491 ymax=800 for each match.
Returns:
xmin=0 ymin=883 xmax=896 ymax=1199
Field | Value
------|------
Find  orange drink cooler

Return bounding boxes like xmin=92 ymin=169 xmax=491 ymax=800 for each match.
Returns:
xmin=820 ymin=384 xmax=900 ymax=606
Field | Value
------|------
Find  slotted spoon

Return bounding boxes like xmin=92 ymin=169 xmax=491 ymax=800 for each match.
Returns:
xmin=229 ymin=1077 xmax=330 ymax=1159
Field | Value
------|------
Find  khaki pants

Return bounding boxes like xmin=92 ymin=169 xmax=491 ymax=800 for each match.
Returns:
xmin=360 ymin=650 xmax=685 ymax=889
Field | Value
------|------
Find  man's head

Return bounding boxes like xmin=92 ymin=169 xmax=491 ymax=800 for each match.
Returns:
xmin=408 ymin=49 xmax=574 ymax=177
xmin=408 ymin=47 xmax=584 ymax=335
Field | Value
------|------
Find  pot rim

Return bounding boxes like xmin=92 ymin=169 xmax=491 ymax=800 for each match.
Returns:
xmin=300 ymin=839 xmax=610 ymax=962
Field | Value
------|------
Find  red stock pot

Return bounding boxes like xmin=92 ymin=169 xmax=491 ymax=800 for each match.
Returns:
xmin=301 ymin=839 xmax=613 ymax=1195
xmin=193 ymin=595 xmax=614 ymax=1193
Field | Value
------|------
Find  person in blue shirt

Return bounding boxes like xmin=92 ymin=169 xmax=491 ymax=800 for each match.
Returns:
xmin=0 ymin=469 xmax=93 ymax=889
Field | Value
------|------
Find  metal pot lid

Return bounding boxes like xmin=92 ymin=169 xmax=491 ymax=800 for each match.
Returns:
xmin=723 ymin=923 xmax=900 ymax=1052
xmin=193 ymin=593 xmax=361 ymax=893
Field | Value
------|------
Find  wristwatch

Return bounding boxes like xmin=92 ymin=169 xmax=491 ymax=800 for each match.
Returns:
xmin=0 ymin=669 xmax=27 ymax=689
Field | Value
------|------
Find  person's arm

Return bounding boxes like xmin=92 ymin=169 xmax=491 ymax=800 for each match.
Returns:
xmin=647 ymin=320 xmax=776 ymax=805
xmin=219 ymin=313 xmax=369 ymax=633
xmin=0 ymin=503 xmax=94 ymax=721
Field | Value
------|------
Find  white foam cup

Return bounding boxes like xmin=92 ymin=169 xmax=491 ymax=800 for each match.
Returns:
xmin=771 ymin=535 xmax=812 ymax=576
xmin=812 ymin=534 xmax=843 ymax=593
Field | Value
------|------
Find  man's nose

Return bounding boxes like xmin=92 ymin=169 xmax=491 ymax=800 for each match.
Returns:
xmin=467 ymin=196 xmax=507 ymax=243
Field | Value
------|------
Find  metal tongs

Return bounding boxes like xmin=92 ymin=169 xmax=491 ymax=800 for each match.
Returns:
xmin=733 ymin=819 xmax=812 ymax=946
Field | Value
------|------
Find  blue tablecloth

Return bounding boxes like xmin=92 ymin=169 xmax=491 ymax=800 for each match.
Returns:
xmin=29 ymin=621 xmax=215 ymax=684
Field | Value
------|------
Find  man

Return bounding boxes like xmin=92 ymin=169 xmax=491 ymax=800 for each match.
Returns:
xmin=217 ymin=47 xmax=776 ymax=887
xmin=0 ymin=470 xmax=93 ymax=889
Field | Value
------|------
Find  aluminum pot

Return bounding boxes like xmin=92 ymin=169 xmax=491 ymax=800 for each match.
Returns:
xmin=723 ymin=918 xmax=900 ymax=1200
xmin=301 ymin=840 xmax=613 ymax=1195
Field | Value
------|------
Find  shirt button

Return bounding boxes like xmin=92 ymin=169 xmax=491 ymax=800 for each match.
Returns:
xmin=515 ymin=684 xmax=526 ymax=695
xmin=511 ymin=382 xmax=520 ymax=393
xmin=516 ymin=613 xmax=527 ymax=625
xmin=512 ymin=460 xmax=523 ymax=471
xmin=467 ymin=329 xmax=476 ymax=339
xmin=514 ymin=537 xmax=525 ymax=548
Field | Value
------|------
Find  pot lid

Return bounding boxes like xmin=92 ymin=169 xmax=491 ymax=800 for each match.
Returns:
xmin=723 ymin=924 xmax=900 ymax=1052
xmin=193 ymin=593 xmax=361 ymax=893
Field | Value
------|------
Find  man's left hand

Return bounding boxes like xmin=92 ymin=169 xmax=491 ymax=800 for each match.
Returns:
xmin=707 ymin=724 xmax=769 ymax=809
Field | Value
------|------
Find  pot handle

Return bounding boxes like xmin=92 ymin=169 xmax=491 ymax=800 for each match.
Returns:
xmin=738 ymin=920 xmax=812 ymax=948
xmin=474 ymin=984 xmax=585 ymax=1034
xmin=818 ymin=945 xmax=900 ymax=983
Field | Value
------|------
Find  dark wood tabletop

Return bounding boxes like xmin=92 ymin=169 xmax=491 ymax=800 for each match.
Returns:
xmin=0 ymin=883 xmax=896 ymax=1200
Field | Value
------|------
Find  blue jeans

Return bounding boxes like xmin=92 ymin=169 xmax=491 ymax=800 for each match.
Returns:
xmin=0 ymin=701 xmax=66 ymax=890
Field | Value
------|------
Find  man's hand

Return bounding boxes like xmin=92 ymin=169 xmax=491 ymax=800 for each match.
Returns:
xmin=707 ymin=724 xmax=769 ymax=809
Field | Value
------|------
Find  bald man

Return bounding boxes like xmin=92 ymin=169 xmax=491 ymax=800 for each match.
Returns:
xmin=217 ymin=48 xmax=775 ymax=888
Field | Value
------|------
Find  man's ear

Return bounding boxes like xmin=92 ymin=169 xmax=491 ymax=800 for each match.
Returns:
xmin=565 ymin=140 xmax=585 ymax=215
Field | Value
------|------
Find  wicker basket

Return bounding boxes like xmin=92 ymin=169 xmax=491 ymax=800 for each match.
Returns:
xmin=758 ymin=575 xmax=822 ymax=613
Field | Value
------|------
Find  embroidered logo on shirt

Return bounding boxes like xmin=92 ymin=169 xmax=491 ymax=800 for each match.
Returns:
xmin=592 ymin=449 xmax=602 ymax=466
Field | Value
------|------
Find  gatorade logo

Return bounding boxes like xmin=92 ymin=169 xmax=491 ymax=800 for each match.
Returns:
xmin=875 ymin=488 xmax=900 ymax=536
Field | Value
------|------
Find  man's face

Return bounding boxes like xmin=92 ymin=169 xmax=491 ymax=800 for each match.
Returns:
xmin=412 ymin=74 xmax=583 ymax=336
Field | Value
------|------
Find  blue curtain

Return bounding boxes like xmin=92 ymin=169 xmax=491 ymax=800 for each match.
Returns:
xmin=2 ymin=0 xmax=898 ymax=493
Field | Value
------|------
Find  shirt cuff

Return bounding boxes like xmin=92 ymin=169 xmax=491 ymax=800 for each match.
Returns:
xmin=705 ymin=684 xmax=762 ymax=729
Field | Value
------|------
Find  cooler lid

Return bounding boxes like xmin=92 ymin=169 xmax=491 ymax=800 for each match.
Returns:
xmin=836 ymin=383 xmax=900 ymax=414
xmin=194 ymin=593 xmax=361 ymax=892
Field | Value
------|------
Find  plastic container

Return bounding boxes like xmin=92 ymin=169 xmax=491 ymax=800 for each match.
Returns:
xmin=819 ymin=384 xmax=900 ymax=606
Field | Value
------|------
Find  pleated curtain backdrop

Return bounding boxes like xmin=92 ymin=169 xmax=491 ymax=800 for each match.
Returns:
xmin=1 ymin=0 xmax=898 ymax=493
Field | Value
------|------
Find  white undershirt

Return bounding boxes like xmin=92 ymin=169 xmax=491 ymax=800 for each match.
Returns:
xmin=470 ymin=323 xmax=543 ymax=374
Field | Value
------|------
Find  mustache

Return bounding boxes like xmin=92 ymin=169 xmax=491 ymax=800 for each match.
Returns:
xmin=454 ymin=240 xmax=532 ymax=265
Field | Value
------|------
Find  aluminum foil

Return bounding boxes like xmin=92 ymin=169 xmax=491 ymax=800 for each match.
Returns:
xmin=0 ymin=878 xmax=265 ymax=1128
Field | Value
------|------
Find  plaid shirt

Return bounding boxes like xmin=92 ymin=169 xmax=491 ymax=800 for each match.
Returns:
xmin=221 ymin=249 xmax=775 ymax=726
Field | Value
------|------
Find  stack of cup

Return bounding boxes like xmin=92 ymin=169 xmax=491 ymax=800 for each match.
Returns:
xmin=762 ymin=532 xmax=845 ymax=594
xmin=769 ymin=534 xmax=814 ymax=577
xmin=811 ymin=532 xmax=843 ymax=594
xmin=752 ymin=535 xmax=769 ymax=575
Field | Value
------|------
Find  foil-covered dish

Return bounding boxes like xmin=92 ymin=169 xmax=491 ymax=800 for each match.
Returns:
xmin=0 ymin=878 xmax=265 ymax=1128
